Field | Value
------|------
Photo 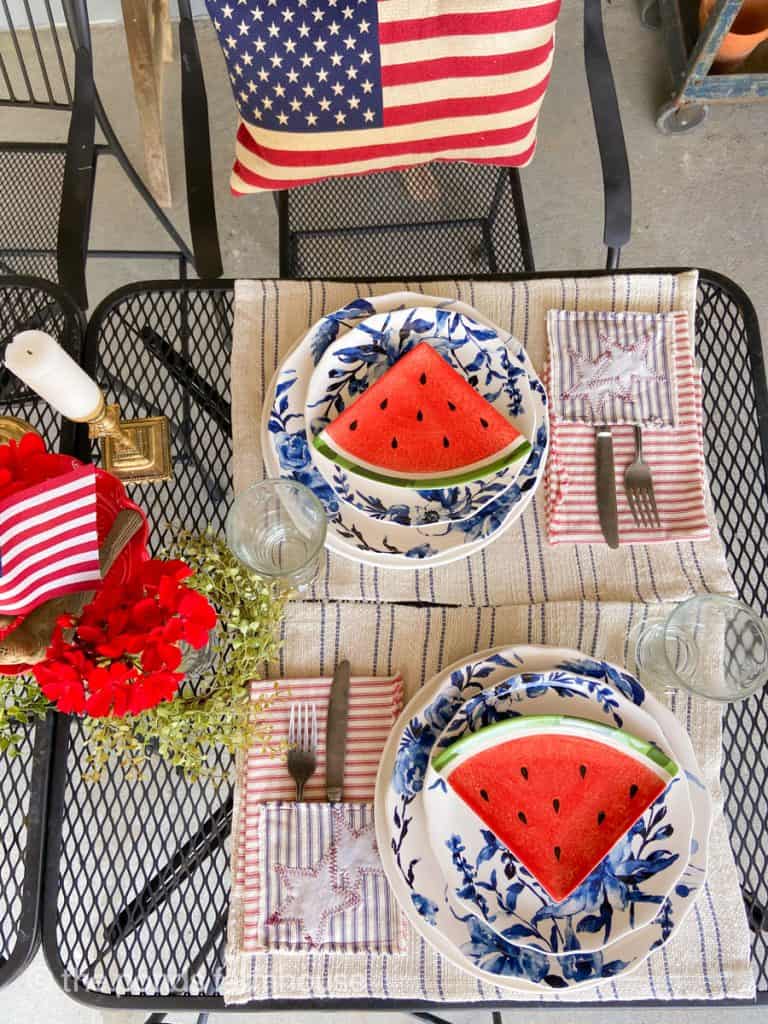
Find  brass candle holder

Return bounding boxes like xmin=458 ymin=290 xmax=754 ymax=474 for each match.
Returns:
xmin=0 ymin=401 xmax=171 ymax=485
xmin=0 ymin=415 xmax=42 ymax=444
xmin=81 ymin=396 xmax=172 ymax=485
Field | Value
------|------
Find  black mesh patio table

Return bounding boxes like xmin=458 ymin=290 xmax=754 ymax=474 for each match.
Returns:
xmin=42 ymin=269 xmax=768 ymax=1013
xmin=0 ymin=278 xmax=84 ymax=988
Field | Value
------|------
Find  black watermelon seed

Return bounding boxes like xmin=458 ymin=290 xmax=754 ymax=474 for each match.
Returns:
xmin=442 ymin=436 xmax=450 ymax=448
xmin=349 ymin=420 xmax=358 ymax=431
xmin=480 ymin=417 xmax=489 ymax=429
xmin=419 ymin=372 xmax=427 ymax=384
xmin=416 ymin=410 xmax=424 ymax=422
xmin=518 ymin=811 xmax=527 ymax=824
xmin=629 ymin=784 xmax=639 ymax=799
xmin=469 ymin=375 xmax=478 ymax=387
xmin=579 ymin=764 xmax=587 ymax=778
xmin=447 ymin=400 xmax=456 ymax=411
xmin=597 ymin=811 xmax=606 ymax=825
xmin=554 ymin=846 xmax=561 ymax=861
xmin=380 ymin=398 xmax=388 ymax=410
xmin=480 ymin=788 xmax=489 ymax=802
xmin=553 ymin=799 xmax=560 ymax=814
xmin=520 ymin=766 xmax=529 ymax=780
xmin=391 ymin=437 xmax=398 ymax=449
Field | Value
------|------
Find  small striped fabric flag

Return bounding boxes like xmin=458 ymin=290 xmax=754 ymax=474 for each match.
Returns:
xmin=204 ymin=0 xmax=561 ymax=193
xmin=0 ymin=466 xmax=101 ymax=617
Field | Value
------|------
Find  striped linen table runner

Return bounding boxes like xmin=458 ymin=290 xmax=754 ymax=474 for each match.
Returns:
xmin=223 ymin=601 xmax=755 ymax=1002
xmin=546 ymin=311 xmax=711 ymax=545
xmin=231 ymin=271 xmax=734 ymax=605
xmin=225 ymin=270 xmax=754 ymax=1004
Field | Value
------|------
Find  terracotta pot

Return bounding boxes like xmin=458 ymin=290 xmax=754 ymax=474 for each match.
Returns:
xmin=700 ymin=0 xmax=768 ymax=67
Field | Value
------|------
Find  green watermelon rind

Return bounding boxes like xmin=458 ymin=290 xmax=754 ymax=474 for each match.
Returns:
xmin=431 ymin=713 xmax=679 ymax=779
xmin=313 ymin=433 xmax=532 ymax=489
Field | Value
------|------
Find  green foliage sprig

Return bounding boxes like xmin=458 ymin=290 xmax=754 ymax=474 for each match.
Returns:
xmin=0 ymin=673 xmax=50 ymax=756
xmin=80 ymin=528 xmax=288 ymax=780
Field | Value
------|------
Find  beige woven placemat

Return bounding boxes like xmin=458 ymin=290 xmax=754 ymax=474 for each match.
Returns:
xmin=224 ymin=600 xmax=755 ymax=1003
xmin=230 ymin=271 xmax=733 ymax=605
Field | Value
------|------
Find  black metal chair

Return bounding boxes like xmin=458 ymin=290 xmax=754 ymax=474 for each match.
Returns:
xmin=0 ymin=0 xmax=222 ymax=308
xmin=241 ymin=0 xmax=632 ymax=278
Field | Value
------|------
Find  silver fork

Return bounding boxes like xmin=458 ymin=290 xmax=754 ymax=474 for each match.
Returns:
xmin=287 ymin=701 xmax=318 ymax=800
xmin=624 ymin=425 xmax=660 ymax=528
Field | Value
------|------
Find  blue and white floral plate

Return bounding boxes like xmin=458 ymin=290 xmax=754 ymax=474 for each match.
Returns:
xmin=375 ymin=646 xmax=711 ymax=992
xmin=422 ymin=672 xmax=693 ymax=955
xmin=305 ymin=307 xmax=537 ymax=527
xmin=262 ymin=292 xmax=549 ymax=569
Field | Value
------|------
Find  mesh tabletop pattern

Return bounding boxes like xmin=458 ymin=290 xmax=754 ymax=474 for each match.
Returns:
xmin=44 ymin=272 xmax=768 ymax=1009
xmin=0 ymin=277 xmax=83 ymax=987
xmin=280 ymin=164 xmax=534 ymax=279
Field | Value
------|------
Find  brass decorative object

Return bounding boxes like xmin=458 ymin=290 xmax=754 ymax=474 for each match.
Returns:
xmin=0 ymin=415 xmax=41 ymax=444
xmin=83 ymin=397 xmax=172 ymax=485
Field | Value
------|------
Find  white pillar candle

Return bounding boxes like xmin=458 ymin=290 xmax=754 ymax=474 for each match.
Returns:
xmin=5 ymin=331 xmax=103 ymax=421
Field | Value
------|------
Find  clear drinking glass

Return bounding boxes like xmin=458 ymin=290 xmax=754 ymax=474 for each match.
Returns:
xmin=225 ymin=479 xmax=327 ymax=591
xmin=633 ymin=595 xmax=768 ymax=702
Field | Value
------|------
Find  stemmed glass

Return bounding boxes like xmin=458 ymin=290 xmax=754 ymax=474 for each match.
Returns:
xmin=633 ymin=595 xmax=768 ymax=702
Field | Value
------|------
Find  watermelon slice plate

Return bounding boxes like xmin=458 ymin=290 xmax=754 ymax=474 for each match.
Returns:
xmin=261 ymin=292 xmax=550 ymax=568
xmin=375 ymin=645 xmax=711 ymax=990
xmin=430 ymin=714 xmax=683 ymax=905
xmin=304 ymin=309 xmax=539 ymax=526
xmin=423 ymin=671 xmax=693 ymax=953
xmin=312 ymin=343 xmax=531 ymax=488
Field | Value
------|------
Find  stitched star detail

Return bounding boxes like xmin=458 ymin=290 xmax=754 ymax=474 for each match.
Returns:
xmin=265 ymin=806 xmax=382 ymax=947
xmin=561 ymin=332 xmax=666 ymax=412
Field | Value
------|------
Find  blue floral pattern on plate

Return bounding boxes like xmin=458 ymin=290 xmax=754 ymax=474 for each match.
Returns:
xmin=422 ymin=671 xmax=692 ymax=955
xmin=377 ymin=645 xmax=712 ymax=991
xmin=262 ymin=294 xmax=549 ymax=565
xmin=305 ymin=307 xmax=537 ymax=527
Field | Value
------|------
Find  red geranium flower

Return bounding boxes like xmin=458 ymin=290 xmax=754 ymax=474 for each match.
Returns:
xmin=30 ymin=557 xmax=217 ymax=718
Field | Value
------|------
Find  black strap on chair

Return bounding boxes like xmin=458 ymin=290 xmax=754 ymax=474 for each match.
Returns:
xmin=583 ymin=0 xmax=632 ymax=269
xmin=57 ymin=0 xmax=95 ymax=309
xmin=178 ymin=0 xmax=223 ymax=280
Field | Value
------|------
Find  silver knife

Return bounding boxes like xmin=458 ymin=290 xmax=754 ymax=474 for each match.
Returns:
xmin=326 ymin=659 xmax=351 ymax=803
xmin=595 ymin=425 xmax=619 ymax=549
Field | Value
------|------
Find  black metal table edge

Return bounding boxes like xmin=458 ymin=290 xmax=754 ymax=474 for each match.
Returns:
xmin=0 ymin=275 xmax=85 ymax=990
xmin=40 ymin=266 xmax=766 ymax=1011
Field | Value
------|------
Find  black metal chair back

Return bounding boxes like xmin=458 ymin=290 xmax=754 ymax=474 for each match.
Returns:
xmin=0 ymin=0 xmax=221 ymax=308
xmin=0 ymin=0 xmax=73 ymax=109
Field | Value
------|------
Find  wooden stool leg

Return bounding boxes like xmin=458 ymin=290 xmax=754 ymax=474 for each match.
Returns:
xmin=121 ymin=0 xmax=172 ymax=208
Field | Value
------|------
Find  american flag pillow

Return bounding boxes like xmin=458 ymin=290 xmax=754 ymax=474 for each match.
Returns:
xmin=205 ymin=0 xmax=561 ymax=193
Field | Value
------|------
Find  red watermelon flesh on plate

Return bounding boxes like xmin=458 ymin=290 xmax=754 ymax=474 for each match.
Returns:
xmin=432 ymin=715 xmax=677 ymax=902
xmin=313 ymin=342 xmax=531 ymax=488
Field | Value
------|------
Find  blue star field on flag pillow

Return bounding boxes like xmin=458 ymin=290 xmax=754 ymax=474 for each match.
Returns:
xmin=204 ymin=0 xmax=562 ymax=192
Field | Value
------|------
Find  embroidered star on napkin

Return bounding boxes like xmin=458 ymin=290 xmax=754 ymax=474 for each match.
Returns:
xmin=561 ymin=332 xmax=666 ymax=411
xmin=266 ymin=805 xmax=384 ymax=947
xmin=546 ymin=310 xmax=678 ymax=428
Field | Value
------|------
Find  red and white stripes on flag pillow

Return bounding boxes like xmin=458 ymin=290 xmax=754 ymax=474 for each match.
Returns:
xmin=204 ymin=0 xmax=562 ymax=193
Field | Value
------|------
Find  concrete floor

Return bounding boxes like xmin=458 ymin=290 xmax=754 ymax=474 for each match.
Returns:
xmin=3 ymin=0 xmax=768 ymax=1020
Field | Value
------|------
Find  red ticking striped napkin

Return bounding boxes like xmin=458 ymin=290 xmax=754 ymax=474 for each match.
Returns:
xmin=546 ymin=311 xmax=711 ymax=545
xmin=234 ymin=674 xmax=405 ymax=953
